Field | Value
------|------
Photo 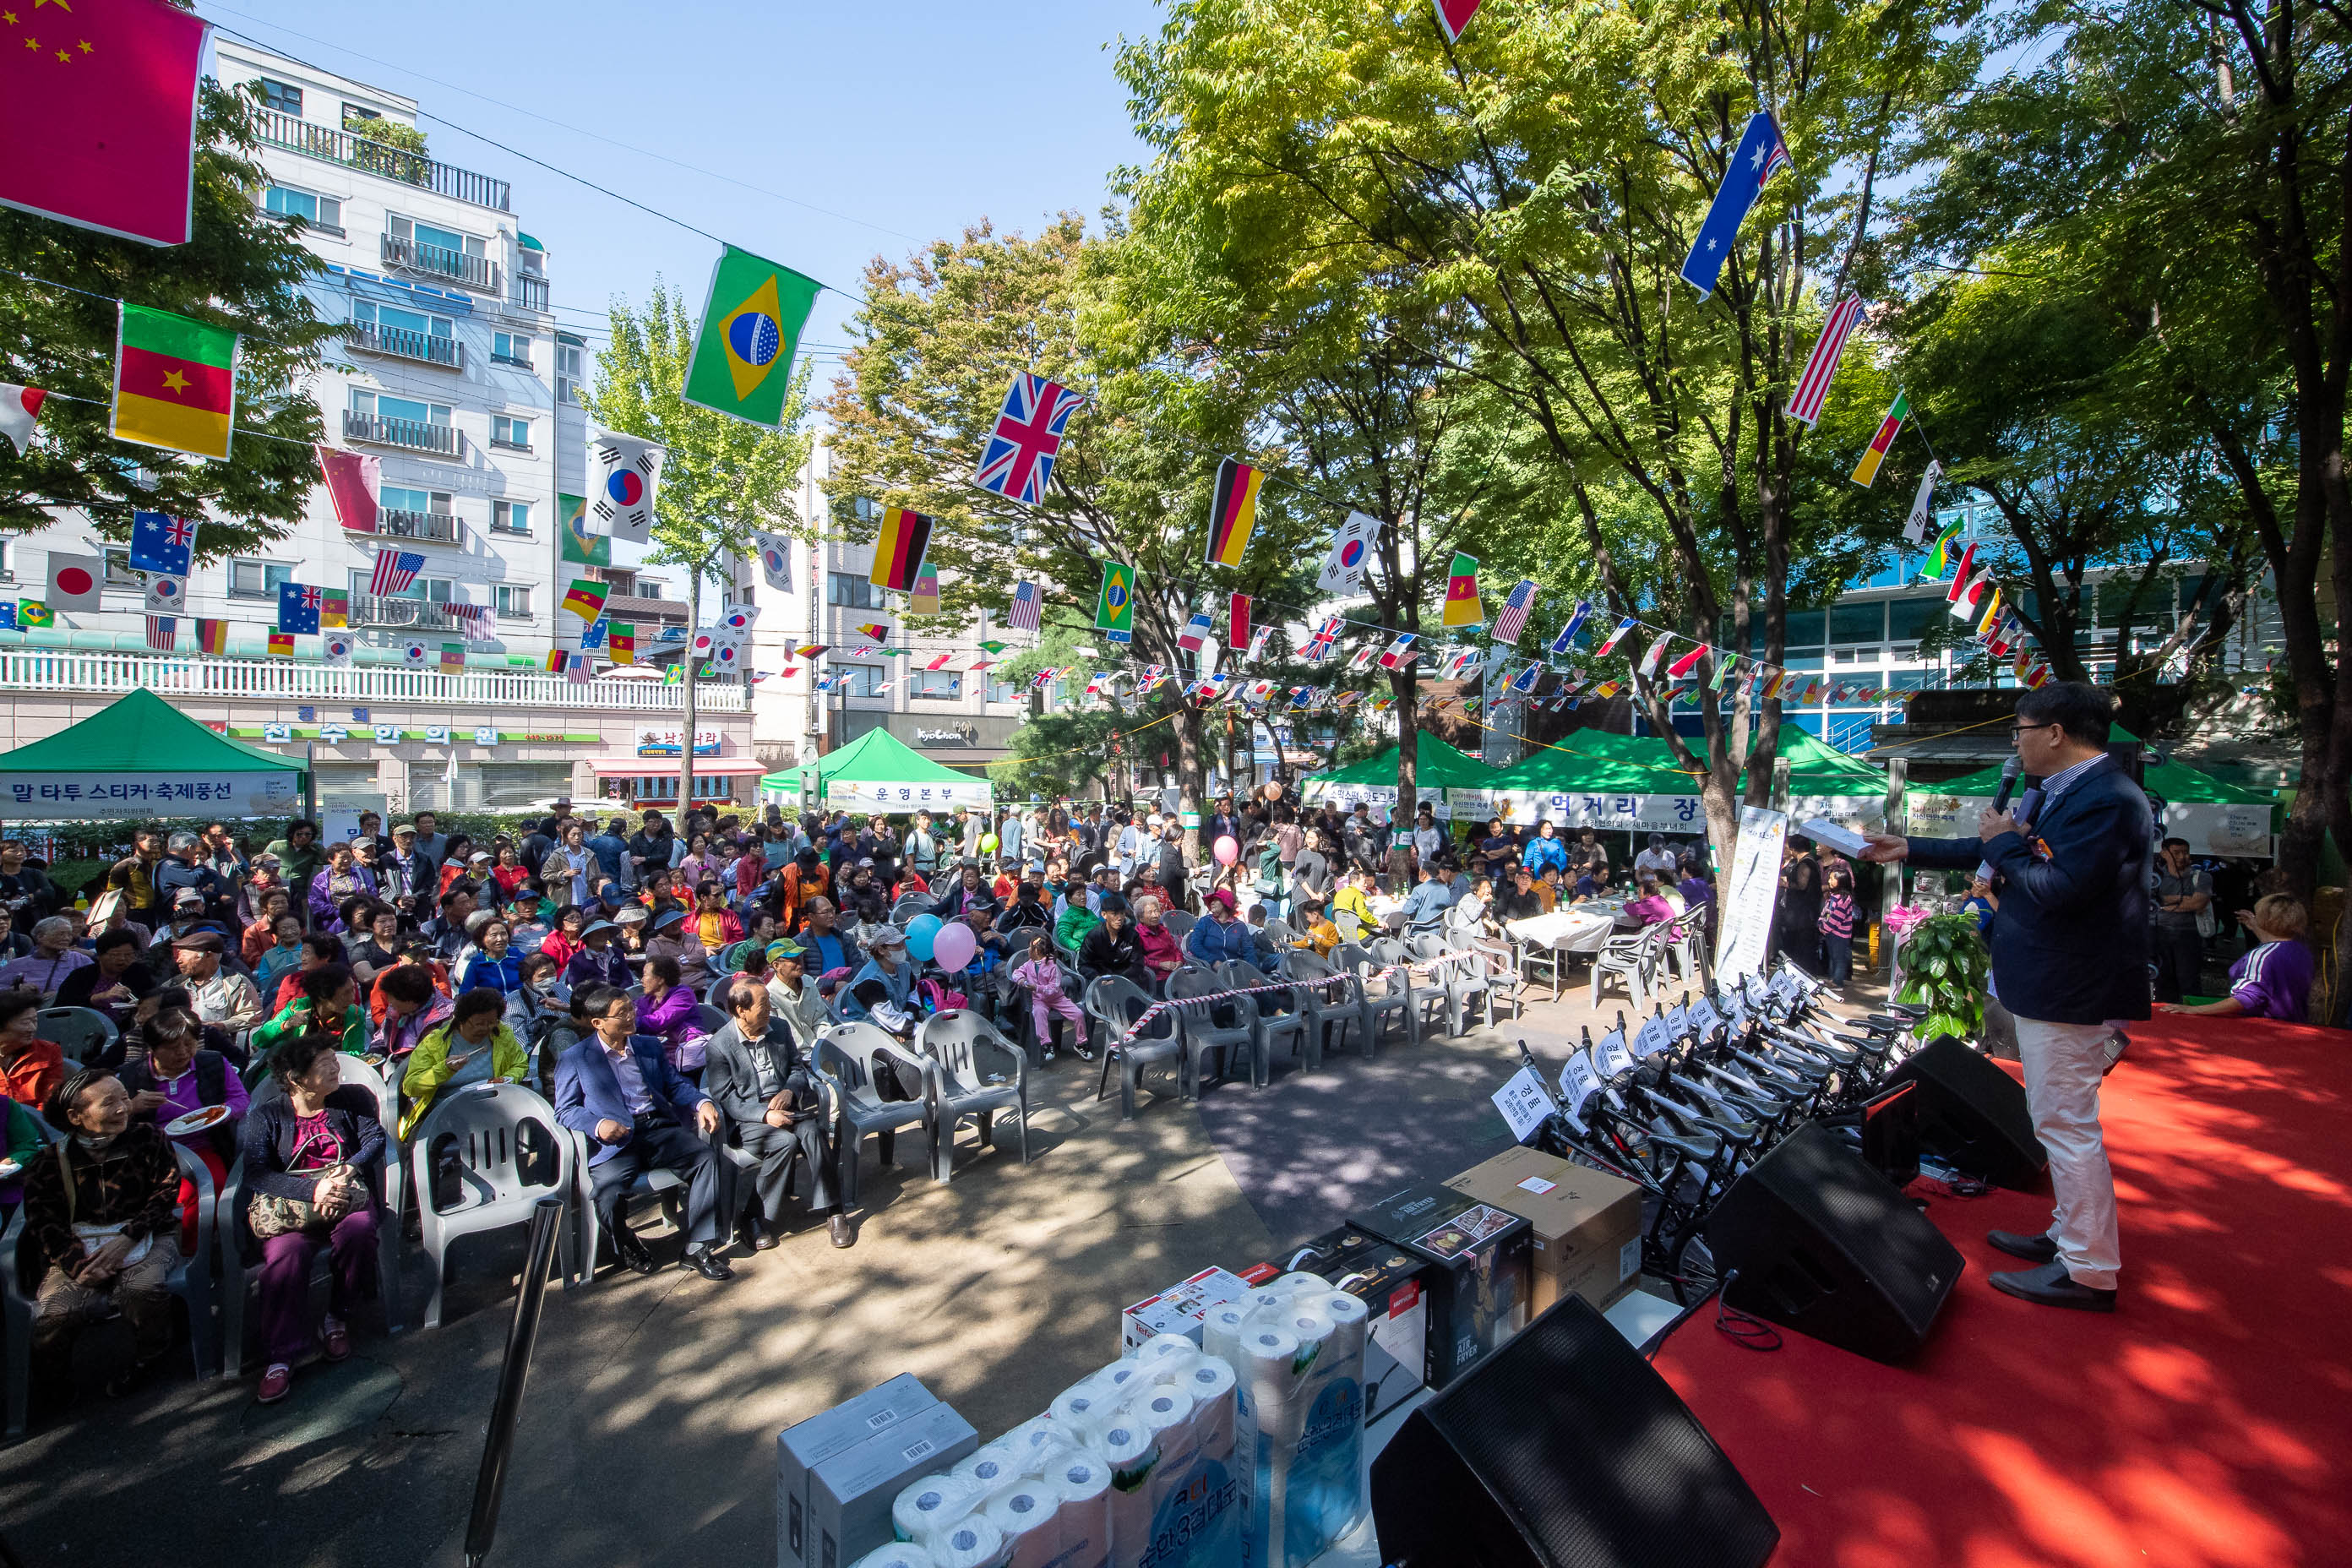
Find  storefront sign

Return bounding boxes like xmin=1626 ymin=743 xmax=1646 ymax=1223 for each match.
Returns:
xmin=635 ymin=727 xmax=721 ymax=757
xmin=915 ymin=722 xmax=979 ymax=747
xmin=824 ymin=776 xmax=993 ymax=810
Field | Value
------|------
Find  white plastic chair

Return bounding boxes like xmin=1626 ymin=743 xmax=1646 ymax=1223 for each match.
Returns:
xmin=912 ymin=1010 xmax=1029 ymax=1179
xmin=412 ymin=1082 xmax=574 ymax=1326
xmin=1591 ymin=927 xmax=1666 ymax=1011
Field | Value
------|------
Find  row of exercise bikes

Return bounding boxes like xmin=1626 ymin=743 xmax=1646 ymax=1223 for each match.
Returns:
xmin=1516 ymin=960 xmax=1936 ymax=1306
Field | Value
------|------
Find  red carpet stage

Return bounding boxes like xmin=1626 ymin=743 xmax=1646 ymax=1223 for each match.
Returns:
xmin=1652 ymin=1013 xmax=2352 ymax=1567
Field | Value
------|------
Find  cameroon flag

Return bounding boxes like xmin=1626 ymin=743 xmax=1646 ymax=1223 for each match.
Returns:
xmin=1849 ymin=391 xmax=1909 ymax=488
xmin=562 ymin=579 xmax=607 ymax=622
xmin=1441 ymin=552 xmax=1484 ymax=628
xmin=608 ymin=624 xmax=637 ymax=665
xmin=267 ymin=631 xmax=294 ymax=657
xmin=868 ymin=507 xmax=934 ymax=592
xmin=112 ymin=304 xmax=238 ymax=460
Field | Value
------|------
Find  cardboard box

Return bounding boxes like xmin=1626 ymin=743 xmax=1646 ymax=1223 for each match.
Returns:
xmin=1448 ymin=1146 xmax=1645 ymax=1314
xmin=1120 ymin=1265 xmax=1254 ymax=1353
xmin=1277 ymin=1226 xmax=1431 ymax=1424
xmin=808 ymin=1402 xmax=978 ymax=1568
xmin=1349 ymin=1183 xmax=1533 ymax=1389
xmin=776 ymin=1374 xmax=939 ymax=1568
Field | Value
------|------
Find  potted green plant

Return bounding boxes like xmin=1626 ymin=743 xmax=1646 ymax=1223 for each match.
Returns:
xmin=1889 ymin=910 xmax=1991 ymax=1042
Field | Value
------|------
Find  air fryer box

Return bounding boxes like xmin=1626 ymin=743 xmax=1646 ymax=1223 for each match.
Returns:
xmin=776 ymin=1374 xmax=941 ymax=1568
xmin=1448 ymin=1146 xmax=1645 ymax=1313
xmin=1349 ymin=1183 xmax=1533 ymax=1389
xmin=1282 ymin=1225 xmax=1431 ymax=1424
xmin=808 ymin=1401 xmax=979 ymax=1568
xmin=1121 ymin=1264 xmax=1254 ymax=1353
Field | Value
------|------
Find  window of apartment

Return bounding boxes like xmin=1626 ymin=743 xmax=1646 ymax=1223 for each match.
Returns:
xmin=380 ymin=485 xmax=452 ymax=518
xmin=0 ymin=541 xmax=11 ymax=581
xmin=912 ymin=669 xmax=961 ymax=700
xmin=101 ymin=547 xmax=139 ymax=587
xmin=494 ymin=584 xmax=533 ymax=617
xmin=490 ymin=414 xmax=531 ymax=451
xmin=555 ymin=341 xmax=584 ymax=405
xmin=257 ymin=78 xmax=302 ymax=115
xmin=1828 ymin=602 xmax=1884 ymax=645
xmin=828 ymin=572 xmax=885 ymax=610
xmin=346 ymin=567 xmax=454 ymax=604
xmin=264 ymin=184 xmax=341 ymax=234
xmin=351 ymin=298 xmax=452 ymax=342
xmin=1887 ymin=596 xmax=1944 ymax=643
xmin=349 ymin=389 xmax=452 ymax=427
xmin=342 ymin=102 xmax=384 ymax=130
xmin=984 ymin=675 xmax=1025 ymax=705
xmin=388 ymin=215 xmax=487 ymax=260
xmin=230 ymin=558 xmax=297 ymax=598
xmin=492 ymin=331 xmax=531 ymax=368
xmin=841 ymin=665 xmax=885 ymax=699
xmin=490 ymin=500 xmax=531 ymax=535
xmin=635 ymin=578 xmax=668 ymax=600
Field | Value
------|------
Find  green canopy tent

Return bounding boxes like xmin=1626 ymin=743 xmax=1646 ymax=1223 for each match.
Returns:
xmin=778 ymin=726 xmax=994 ymax=814
xmin=1304 ymin=732 xmax=1505 ymax=811
xmin=1914 ymin=749 xmax=2278 ymax=858
xmin=1482 ymin=725 xmax=1897 ymax=832
xmin=0 ymin=688 xmax=308 ymax=821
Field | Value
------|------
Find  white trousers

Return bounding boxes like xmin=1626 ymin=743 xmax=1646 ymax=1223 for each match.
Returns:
xmin=2013 ymin=1016 xmax=2121 ymax=1288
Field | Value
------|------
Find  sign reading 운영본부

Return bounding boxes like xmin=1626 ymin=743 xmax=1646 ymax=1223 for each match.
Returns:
xmin=3 ymin=770 xmax=301 ymax=820
xmin=822 ymin=776 xmax=992 ymax=811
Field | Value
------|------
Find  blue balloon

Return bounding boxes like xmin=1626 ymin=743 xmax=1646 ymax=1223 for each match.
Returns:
xmin=903 ymin=913 xmax=943 ymax=961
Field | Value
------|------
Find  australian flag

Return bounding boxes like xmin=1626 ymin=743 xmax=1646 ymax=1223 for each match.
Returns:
xmin=1681 ymin=112 xmax=1793 ymax=298
xmin=1549 ymin=600 xmax=1593 ymax=660
xmin=129 ymin=510 xmax=198 ymax=576
xmin=276 ymin=581 xmax=323 ymax=634
xmin=975 ymin=372 xmax=1086 ymax=506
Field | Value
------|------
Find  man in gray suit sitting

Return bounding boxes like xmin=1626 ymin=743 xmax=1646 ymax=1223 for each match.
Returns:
xmin=703 ymin=974 xmax=853 ymax=1250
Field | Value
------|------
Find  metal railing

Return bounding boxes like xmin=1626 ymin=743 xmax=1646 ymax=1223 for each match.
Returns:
xmin=378 ymin=510 xmax=462 ymax=546
xmin=381 ymin=233 xmax=502 ymax=294
xmin=343 ymin=409 xmax=461 ymax=456
xmin=0 ymin=648 xmax=747 ymax=711
xmin=511 ymin=274 xmax=549 ymax=313
xmin=346 ymin=319 xmax=464 ymax=370
xmin=349 ymin=593 xmax=464 ymax=630
xmin=254 ymin=108 xmax=511 ymax=210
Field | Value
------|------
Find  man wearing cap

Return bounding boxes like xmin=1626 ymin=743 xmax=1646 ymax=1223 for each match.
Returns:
xmin=763 ymin=940 xmax=829 ymax=1047
xmin=154 ymin=832 xmax=232 ymax=928
xmin=704 ymin=974 xmax=852 ymax=1250
xmin=382 ymin=825 xmax=438 ymax=910
xmin=155 ymin=890 xmax=218 ymax=948
xmin=171 ymin=928 xmax=264 ymax=1032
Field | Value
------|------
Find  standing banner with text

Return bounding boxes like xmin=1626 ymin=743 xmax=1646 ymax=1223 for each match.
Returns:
xmin=1714 ymin=804 xmax=1789 ymax=983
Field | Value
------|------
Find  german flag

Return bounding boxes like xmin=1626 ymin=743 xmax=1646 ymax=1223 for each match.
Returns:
xmin=868 ymin=507 xmax=934 ymax=592
xmin=194 ymin=618 xmax=228 ymax=654
xmin=546 ymin=649 xmax=569 ymax=673
xmin=1206 ymin=458 xmax=1264 ymax=568
xmin=112 ymin=304 xmax=238 ymax=460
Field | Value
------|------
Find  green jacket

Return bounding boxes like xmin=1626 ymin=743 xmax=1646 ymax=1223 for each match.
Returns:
xmin=398 ymin=1021 xmax=529 ymax=1139
xmin=249 ymin=997 xmax=373 ymax=1066
xmin=1055 ymin=903 xmax=1101 ymax=952
xmin=263 ymin=837 xmax=324 ymax=884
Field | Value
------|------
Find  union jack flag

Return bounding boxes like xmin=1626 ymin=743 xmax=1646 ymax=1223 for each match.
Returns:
xmin=370 ymin=548 xmax=425 ymax=596
xmin=1493 ymin=578 xmax=1538 ymax=644
xmin=975 ymin=373 xmax=1086 ymax=505
xmin=1006 ymin=580 xmax=1043 ymax=631
xmin=1300 ymin=616 xmax=1341 ymax=662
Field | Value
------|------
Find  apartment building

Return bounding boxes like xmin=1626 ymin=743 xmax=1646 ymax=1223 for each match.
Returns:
xmin=0 ymin=43 xmax=753 ymax=816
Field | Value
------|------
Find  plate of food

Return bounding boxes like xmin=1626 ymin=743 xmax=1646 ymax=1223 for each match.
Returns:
xmin=163 ymin=1104 xmax=232 ymax=1136
xmin=0 ymin=1157 xmax=19 ymax=1180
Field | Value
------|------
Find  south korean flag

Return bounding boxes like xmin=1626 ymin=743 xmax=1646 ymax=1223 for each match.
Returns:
xmin=588 ymin=430 xmax=666 ymax=543
xmin=402 ymin=640 xmax=430 ymax=667
xmin=323 ymin=632 xmax=354 ymax=667
xmin=142 ymin=574 xmax=188 ymax=614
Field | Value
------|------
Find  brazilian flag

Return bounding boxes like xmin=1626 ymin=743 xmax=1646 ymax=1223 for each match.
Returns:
xmin=1095 ymin=560 xmax=1135 ymax=638
xmin=1925 ymin=516 xmax=1965 ymax=579
xmin=681 ymin=245 xmax=821 ymax=429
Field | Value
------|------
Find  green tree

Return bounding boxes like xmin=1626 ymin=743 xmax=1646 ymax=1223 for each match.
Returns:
xmin=0 ymin=79 xmax=333 ymax=558
xmin=588 ymin=279 xmax=812 ymax=800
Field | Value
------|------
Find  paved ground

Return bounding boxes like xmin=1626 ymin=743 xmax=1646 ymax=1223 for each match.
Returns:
xmin=0 ymin=951 xmax=1888 ymax=1567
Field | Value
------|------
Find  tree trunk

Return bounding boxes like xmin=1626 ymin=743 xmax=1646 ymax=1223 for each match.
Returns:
xmin=680 ymin=568 xmax=700 ymax=816
xmin=1389 ymin=667 xmax=1418 ymax=891
xmin=1175 ymin=700 xmax=1207 ymax=867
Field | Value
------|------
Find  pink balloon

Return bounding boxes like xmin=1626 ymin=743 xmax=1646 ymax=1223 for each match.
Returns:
xmin=933 ymin=921 xmax=978 ymax=972
xmin=1214 ymin=835 xmax=1239 ymax=866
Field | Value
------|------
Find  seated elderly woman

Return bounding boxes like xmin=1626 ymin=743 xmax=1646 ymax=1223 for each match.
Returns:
xmin=19 ymin=1067 xmax=185 ymax=1401
xmin=54 ymin=927 xmax=160 ymax=1021
xmin=375 ymin=964 xmax=455 ymax=1061
xmin=240 ymin=1032 xmax=387 ymax=1405
xmin=0 ymin=914 xmax=93 ymax=999
xmin=639 ymin=954 xmax=711 ymax=1075
xmin=0 ymin=990 xmax=64 ymax=1110
xmin=119 ymin=999 xmax=248 ymax=1181
xmin=1132 ymin=892 xmax=1184 ymax=988
xmin=397 ymin=988 xmax=527 ymax=1141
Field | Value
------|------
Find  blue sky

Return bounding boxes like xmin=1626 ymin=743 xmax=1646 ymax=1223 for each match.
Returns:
xmin=200 ymin=0 xmax=1162 ymax=393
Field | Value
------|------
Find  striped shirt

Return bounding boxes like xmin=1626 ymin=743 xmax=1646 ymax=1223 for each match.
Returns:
xmin=2229 ymin=939 xmax=2314 ymax=1021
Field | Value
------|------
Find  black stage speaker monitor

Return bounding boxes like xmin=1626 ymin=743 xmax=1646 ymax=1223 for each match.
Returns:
xmin=1704 ymin=1120 xmax=1964 ymax=1364
xmin=1882 ymin=1035 xmax=2047 ymax=1190
xmin=1369 ymin=1294 xmax=1779 ymax=1568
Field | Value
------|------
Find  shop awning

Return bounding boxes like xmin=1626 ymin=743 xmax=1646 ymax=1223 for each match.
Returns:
xmin=583 ymin=757 xmax=770 ymax=776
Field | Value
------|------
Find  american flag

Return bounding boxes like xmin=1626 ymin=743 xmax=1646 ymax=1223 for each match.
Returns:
xmin=1493 ymin=578 xmax=1538 ymax=643
xmin=1788 ymin=295 xmax=1864 ymax=427
xmin=974 ymin=373 xmax=1086 ymax=505
xmin=370 ymin=548 xmax=425 ymax=596
xmin=144 ymin=614 xmax=176 ymax=652
xmin=1005 ymin=580 xmax=1043 ymax=631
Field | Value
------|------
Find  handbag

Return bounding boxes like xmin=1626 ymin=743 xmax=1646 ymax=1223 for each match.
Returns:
xmin=248 ymin=1192 xmax=326 ymax=1239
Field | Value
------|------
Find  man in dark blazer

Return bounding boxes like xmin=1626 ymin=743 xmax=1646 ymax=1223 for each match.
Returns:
xmin=703 ymin=976 xmax=851 ymax=1250
xmin=1865 ymin=681 xmax=2152 ymax=1313
xmin=554 ymin=984 xmax=732 ymax=1279
xmin=380 ymin=825 xmax=438 ymax=915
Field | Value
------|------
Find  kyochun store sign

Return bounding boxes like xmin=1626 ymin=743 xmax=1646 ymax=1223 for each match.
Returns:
xmin=635 ymin=727 xmax=721 ymax=757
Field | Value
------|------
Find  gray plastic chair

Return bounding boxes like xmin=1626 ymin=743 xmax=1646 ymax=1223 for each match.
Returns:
xmin=1333 ymin=909 xmax=1365 ymax=945
xmin=1411 ymin=934 xmax=1498 ymax=1035
xmin=1285 ymin=950 xmax=1364 ymax=1060
xmin=913 ymin=1010 xmax=1029 ymax=1179
xmin=1084 ymin=975 xmax=1185 ymax=1119
xmin=412 ymin=1083 xmax=574 ymax=1326
xmin=1161 ymin=909 xmax=1195 ymax=941
xmin=809 ymin=1023 xmax=933 ymax=1209
xmin=1592 ymin=926 xmax=1665 ymax=1011
xmin=1219 ymin=961 xmax=1315 ymax=1083
xmin=1332 ymin=942 xmax=1404 ymax=1054
xmin=1368 ymin=936 xmax=1450 ymax=1040
xmin=1166 ymin=968 xmax=1257 ymax=1091
xmin=35 ymin=1007 xmax=116 ymax=1061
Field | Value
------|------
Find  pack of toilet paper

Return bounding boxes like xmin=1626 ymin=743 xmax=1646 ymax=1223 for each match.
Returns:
xmin=1206 ymin=1275 xmax=1369 ymax=1568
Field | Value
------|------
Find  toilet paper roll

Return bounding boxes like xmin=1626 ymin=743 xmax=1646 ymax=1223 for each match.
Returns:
xmin=1005 ymin=1415 xmax=1081 ymax=1479
xmin=951 ymin=1444 xmax=1026 ymax=1509
xmin=1092 ymin=1360 xmax=1147 ymax=1402
xmin=1051 ymin=1456 xmax=1113 ymax=1568
xmin=928 ymin=1515 xmax=1005 ymax=1568
xmin=1181 ymin=1355 xmax=1239 ymax=1465
xmin=1135 ymin=1332 xmax=1200 ymax=1369
xmin=1244 ymin=1286 xmax=1293 ymax=1315
xmin=1200 ymin=1303 xmax=1252 ymax=1369
xmin=1050 ymin=1380 xmax=1116 ymax=1437
xmin=1319 ymin=1289 xmax=1369 ymax=1376
xmin=852 ymin=1545 xmax=937 ymax=1568
xmin=892 ymin=1473 xmax=979 ymax=1545
xmin=1087 ymin=1420 xmax=1160 ymax=1568
xmin=1276 ymin=1271 xmax=1330 ymax=1297
xmin=985 ymin=1478 xmax=1065 ymax=1568
xmin=1286 ymin=1305 xmax=1337 ymax=1381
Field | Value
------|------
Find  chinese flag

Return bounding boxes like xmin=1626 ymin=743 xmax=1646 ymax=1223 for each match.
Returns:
xmin=0 ymin=0 xmax=210 ymax=247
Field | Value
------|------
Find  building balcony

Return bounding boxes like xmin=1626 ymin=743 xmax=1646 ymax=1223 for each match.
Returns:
xmin=602 ymin=594 xmax=691 ymax=628
xmin=512 ymin=274 xmax=550 ymax=313
xmin=345 ymin=319 xmax=463 ymax=370
xmin=349 ymin=593 xmax=466 ymax=630
xmin=0 ymin=648 xmax=743 ymax=711
xmin=380 ymin=233 xmax=502 ymax=295
xmin=488 ymin=435 xmax=532 ymax=455
xmin=343 ymin=409 xmax=461 ymax=456
xmin=378 ymin=509 xmax=462 ymax=546
xmin=254 ymin=108 xmax=510 ymax=211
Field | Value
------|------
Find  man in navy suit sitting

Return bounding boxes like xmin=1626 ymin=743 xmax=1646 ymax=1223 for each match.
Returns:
xmin=1866 ymin=681 xmax=2153 ymax=1313
xmin=555 ymin=983 xmax=732 ymax=1281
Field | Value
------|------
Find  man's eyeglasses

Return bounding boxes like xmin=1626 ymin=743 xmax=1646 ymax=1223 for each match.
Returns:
xmin=2008 ymin=721 xmax=2059 ymax=738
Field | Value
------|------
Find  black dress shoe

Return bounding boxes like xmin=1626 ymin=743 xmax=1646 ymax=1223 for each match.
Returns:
xmin=1987 ymin=1229 xmax=2060 ymax=1264
xmin=829 ymin=1211 xmax=856 ymax=1250
xmin=1990 ymin=1260 xmax=2116 ymax=1312
xmin=612 ymin=1229 xmax=660 ymax=1276
xmin=751 ymin=1221 xmax=781 ymax=1251
xmin=683 ymin=1246 xmax=735 ymax=1281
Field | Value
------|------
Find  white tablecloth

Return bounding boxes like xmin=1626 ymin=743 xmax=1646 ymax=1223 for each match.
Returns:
xmin=1505 ymin=907 xmax=1618 ymax=955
